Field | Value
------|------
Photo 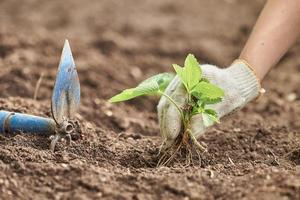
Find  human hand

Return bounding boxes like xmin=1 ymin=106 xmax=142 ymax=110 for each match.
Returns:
xmin=157 ymin=60 xmax=263 ymax=143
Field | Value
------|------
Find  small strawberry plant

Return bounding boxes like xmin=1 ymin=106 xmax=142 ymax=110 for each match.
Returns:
xmin=110 ymin=54 xmax=224 ymax=166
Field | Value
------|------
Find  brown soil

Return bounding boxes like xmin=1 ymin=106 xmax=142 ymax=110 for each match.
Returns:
xmin=0 ymin=0 xmax=299 ymax=199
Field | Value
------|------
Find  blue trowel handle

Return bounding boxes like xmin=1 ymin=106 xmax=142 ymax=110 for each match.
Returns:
xmin=0 ymin=110 xmax=56 ymax=134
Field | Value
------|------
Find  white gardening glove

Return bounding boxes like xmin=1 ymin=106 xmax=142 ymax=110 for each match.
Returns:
xmin=157 ymin=59 xmax=263 ymax=143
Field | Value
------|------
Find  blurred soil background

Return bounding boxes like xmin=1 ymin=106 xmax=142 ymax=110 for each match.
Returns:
xmin=0 ymin=0 xmax=299 ymax=199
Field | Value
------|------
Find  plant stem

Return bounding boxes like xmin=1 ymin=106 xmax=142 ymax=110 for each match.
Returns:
xmin=187 ymin=89 xmax=192 ymax=103
xmin=158 ymin=91 xmax=184 ymax=121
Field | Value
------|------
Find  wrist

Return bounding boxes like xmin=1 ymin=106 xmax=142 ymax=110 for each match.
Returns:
xmin=227 ymin=59 xmax=265 ymax=103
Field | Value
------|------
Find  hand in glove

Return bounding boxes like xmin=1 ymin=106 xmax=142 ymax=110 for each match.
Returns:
xmin=157 ymin=60 xmax=263 ymax=143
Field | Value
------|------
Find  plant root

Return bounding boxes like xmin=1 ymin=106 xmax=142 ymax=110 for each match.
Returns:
xmin=157 ymin=129 xmax=206 ymax=167
xmin=33 ymin=72 xmax=44 ymax=100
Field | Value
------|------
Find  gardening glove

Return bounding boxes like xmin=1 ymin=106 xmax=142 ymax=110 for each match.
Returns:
xmin=157 ymin=59 xmax=264 ymax=144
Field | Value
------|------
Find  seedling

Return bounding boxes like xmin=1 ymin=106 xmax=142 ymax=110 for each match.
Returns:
xmin=110 ymin=54 xmax=224 ymax=166
xmin=0 ymin=40 xmax=81 ymax=151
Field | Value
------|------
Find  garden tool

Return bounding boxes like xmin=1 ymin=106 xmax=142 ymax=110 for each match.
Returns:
xmin=0 ymin=40 xmax=81 ymax=151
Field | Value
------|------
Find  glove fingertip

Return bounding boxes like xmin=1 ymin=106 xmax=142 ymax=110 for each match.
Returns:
xmin=163 ymin=75 xmax=181 ymax=95
xmin=163 ymin=105 xmax=181 ymax=141
xmin=157 ymin=75 xmax=182 ymax=114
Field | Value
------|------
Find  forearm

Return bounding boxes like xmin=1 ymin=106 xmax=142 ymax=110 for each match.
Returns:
xmin=240 ymin=0 xmax=300 ymax=81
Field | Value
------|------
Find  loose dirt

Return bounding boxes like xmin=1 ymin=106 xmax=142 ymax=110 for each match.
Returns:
xmin=0 ymin=0 xmax=299 ymax=199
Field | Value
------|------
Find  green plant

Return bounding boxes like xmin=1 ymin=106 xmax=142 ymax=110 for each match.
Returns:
xmin=110 ymin=54 xmax=224 ymax=165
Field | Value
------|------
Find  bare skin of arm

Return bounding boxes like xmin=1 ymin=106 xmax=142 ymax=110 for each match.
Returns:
xmin=240 ymin=0 xmax=300 ymax=81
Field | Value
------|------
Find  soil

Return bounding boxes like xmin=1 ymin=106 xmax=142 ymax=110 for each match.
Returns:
xmin=0 ymin=0 xmax=299 ymax=199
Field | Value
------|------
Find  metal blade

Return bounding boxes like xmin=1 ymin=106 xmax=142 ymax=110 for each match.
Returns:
xmin=51 ymin=40 xmax=80 ymax=125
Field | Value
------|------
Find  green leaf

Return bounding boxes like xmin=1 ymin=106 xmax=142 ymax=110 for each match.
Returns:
xmin=192 ymin=82 xmax=224 ymax=100
xmin=148 ymin=72 xmax=175 ymax=92
xmin=194 ymin=96 xmax=223 ymax=105
xmin=109 ymin=73 xmax=174 ymax=103
xmin=172 ymin=54 xmax=201 ymax=91
xmin=201 ymin=78 xmax=210 ymax=83
xmin=191 ymin=106 xmax=202 ymax=116
xmin=173 ymin=64 xmax=187 ymax=89
xmin=202 ymin=110 xmax=219 ymax=127
xmin=204 ymin=109 xmax=218 ymax=117
xmin=184 ymin=54 xmax=202 ymax=88
xmin=203 ymin=97 xmax=222 ymax=104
